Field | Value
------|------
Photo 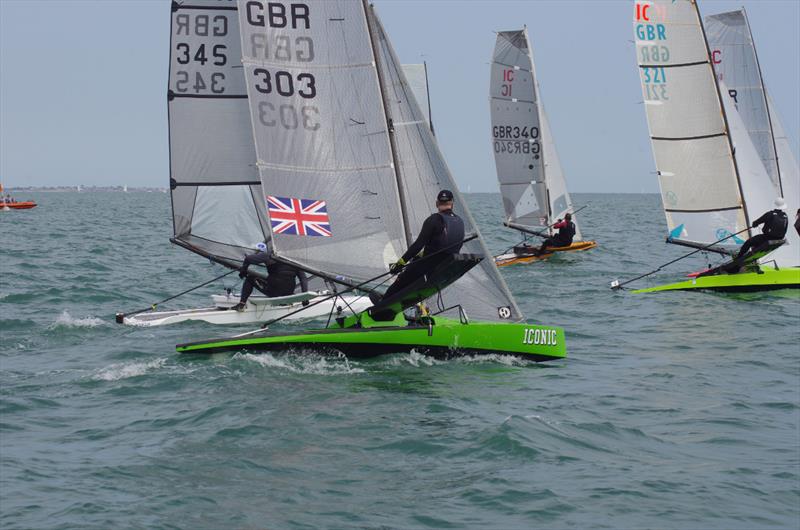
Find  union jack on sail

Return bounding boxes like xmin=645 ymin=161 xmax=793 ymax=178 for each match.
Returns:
xmin=266 ymin=195 xmax=332 ymax=237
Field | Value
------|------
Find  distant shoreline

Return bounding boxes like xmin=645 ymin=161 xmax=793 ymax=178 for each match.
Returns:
xmin=5 ymin=186 xmax=168 ymax=193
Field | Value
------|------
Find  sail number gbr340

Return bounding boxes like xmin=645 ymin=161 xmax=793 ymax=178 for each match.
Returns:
xmin=492 ymin=125 xmax=541 ymax=158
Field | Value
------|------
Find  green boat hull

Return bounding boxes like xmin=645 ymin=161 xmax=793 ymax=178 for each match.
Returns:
xmin=176 ymin=316 xmax=566 ymax=362
xmin=632 ymin=266 xmax=800 ymax=293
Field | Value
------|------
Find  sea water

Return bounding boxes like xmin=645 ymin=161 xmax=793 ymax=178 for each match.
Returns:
xmin=1 ymin=192 xmax=798 ymax=529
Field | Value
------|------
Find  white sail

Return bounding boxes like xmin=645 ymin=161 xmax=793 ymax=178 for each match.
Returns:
xmin=489 ymin=29 xmax=547 ymax=228
xmin=705 ymin=9 xmax=781 ymax=192
xmin=766 ymin=91 xmax=800 ymax=266
xmin=168 ymin=0 xmax=269 ymax=263
xmin=540 ymin=107 xmax=582 ymax=240
xmin=634 ymin=0 xmax=748 ymax=248
xmin=489 ymin=28 xmax=583 ymax=239
xmin=401 ymin=63 xmax=433 ymax=132
xmin=706 ymin=9 xmax=799 ymax=267
xmin=237 ymin=0 xmax=522 ymax=322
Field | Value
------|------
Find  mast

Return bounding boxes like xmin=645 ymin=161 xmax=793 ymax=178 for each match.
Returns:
xmin=743 ymin=7 xmax=783 ymax=196
xmin=524 ymin=26 xmax=550 ymax=228
xmin=423 ymin=60 xmax=435 ymax=135
xmin=364 ymin=0 xmax=412 ymax=247
xmin=695 ymin=1 xmax=752 ymax=234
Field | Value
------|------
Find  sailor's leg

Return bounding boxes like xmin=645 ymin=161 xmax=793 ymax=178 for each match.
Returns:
xmin=239 ymin=278 xmax=256 ymax=304
xmin=380 ymin=260 xmax=431 ymax=301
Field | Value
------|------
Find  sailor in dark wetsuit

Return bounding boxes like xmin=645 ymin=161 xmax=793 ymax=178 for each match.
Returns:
xmin=374 ymin=189 xmax=465 ymax=303
xmin=735 ymin=198 xmax=789 ymax=259
xmin=794 ymin=208 xmax=799 ymax=237
xmin=536 ymin=213 xmax=576 ymax=255
xmin=232 ymin=242 xmax=309 ymax=311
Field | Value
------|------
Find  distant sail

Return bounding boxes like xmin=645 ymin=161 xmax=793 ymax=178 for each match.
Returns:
xmin=489 ymin=29 xmax=581 ymax=238
xmin=168 ymin=0 xmax=269 ymax=264
xmin=634 ymin=0 xmax=748 ymax=247
xmin=237 ymin=0 xmax=522 ymax=322
xmin=490 ymin=29 xmax=547 ymax=229
xmin=401 ymin=63 xmax=434 ymax=133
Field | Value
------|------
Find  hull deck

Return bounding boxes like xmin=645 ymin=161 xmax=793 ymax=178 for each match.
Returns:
xmin=495 ymin=240 xmax=598 ymax=267
xmin=632 ymin=266 xmax=800 ymax=293
xmin=176 ymin=318 xmax=566 ymax=362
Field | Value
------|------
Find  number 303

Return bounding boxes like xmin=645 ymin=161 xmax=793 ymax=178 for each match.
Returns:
xmin=258 ymin=102 xmax=320 ymax=131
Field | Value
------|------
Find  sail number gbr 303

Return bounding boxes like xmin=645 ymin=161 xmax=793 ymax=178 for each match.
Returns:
xmin=244 ymin=2 xmax=319 ymax=131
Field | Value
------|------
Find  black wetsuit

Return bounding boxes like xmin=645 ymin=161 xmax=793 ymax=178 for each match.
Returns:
xmin=795 ymin=214 xmax=800 ymax=237
xmin=736 ymin=209 xmax=788 ymax=259
xmin=539 ymin=220 xmax=576 ymax=254
xmin=239 ymin=251 xmax=309 ymax=303
xmin=380 ymin=209 xmax=465 ymax=301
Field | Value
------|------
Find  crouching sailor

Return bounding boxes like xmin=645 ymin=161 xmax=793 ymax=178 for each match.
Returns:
xmin=373 ymin=189 xmax=465 ymax=304
xmin=536 ymin=213 xmax=576 ymax=255
xmin=232 ymin=242 xmax=309 ymax=311
xmin=735 ymin=198 xmax=789 ymax=260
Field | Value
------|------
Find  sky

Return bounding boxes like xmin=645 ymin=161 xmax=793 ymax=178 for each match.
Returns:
xmin=1 ymin=0 xmax=798 ymax=193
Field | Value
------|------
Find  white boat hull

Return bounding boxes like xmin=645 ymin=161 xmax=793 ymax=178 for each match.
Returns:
xmin=123 ymin=291 xmax=372 ymax=327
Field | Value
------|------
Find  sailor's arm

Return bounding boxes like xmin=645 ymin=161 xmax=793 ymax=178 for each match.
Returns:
xmin=751 ymin=212 xmax=769 ymax=228
xmin=240 ymin=251 xmax=271 ymax=274
xmin=401 ymin=215 xmax=439 ymax=262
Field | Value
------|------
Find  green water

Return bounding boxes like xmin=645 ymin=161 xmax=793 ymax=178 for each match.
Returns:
xmin=1 ymin=192 xmax=798 ymax=529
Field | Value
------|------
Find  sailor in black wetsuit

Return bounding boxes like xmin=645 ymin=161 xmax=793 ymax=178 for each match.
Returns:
xmin=735 ymin=198 xmax=789 ymax=259
xmin=794 ymin=208 xmax=800 ymax=237
xmin=232 ymin=242 xmax=309 ymax=311
xmin=374 ymin=189 xmax=465 ymax=303
xmin=536 ymin=213 xmax=576 ymax=255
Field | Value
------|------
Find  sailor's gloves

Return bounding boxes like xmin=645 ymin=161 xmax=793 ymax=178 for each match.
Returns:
xmin=389 ymin=257 xmax=407 ymax=275
xmin=238 ymin=267 xmax=248 ymax=279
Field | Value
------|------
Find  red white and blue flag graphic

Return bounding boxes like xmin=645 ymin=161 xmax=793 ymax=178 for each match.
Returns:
xmin=266 ymin=195 xmax=332 ymax=237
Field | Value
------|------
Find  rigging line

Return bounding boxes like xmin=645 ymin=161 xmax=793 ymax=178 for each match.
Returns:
xmin=609 ymin=227 xmax=750 ymax=290
xmin=115 ymin=269 xmax=237 ymax=323
xmin=233 ymin=234 xmax=480 ymax=336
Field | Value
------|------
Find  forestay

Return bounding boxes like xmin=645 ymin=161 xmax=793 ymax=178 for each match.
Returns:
xmin=634 ymin=0 xmax=748 ymax=247
xmin=369 ymin=6 xmax=523 ymax=322
xmin=490 ymin=29 xmax=547 ymax=229
xmin=168 ymin=0 xmax=270 ymax=263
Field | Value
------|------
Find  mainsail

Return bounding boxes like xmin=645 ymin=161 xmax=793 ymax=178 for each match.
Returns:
xmin=633 ymin=0 xmax=750 ymax=248
xmin=489 ymin=29 xmax=581 ymax=237
xmin=705 ymin=9 xmax=800 ymax=267
xmin=168 ymin=0 xmax=270 ymax=264
xmin=237 ymin=0 xmax=521 ymax=322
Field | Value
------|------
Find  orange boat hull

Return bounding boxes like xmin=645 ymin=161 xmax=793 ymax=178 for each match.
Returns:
xmin=495 ymin=240 xmax=598 ymax=267
xmin=1 ymin=201 xmax=37 ymax=209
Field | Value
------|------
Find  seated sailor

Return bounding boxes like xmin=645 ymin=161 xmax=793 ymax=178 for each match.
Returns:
xmin=372 ymin=189 xmax=465 ymax=304
xmin=735 ymin=198 xmax=789 ymax=260
xmin=536 ymin=213 xmax=576 ymax=255
xmin=232 ymin=242 xmax=309 ymax=311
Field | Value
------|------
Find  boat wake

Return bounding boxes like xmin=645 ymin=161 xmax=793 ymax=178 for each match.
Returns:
xmin=92 ymin=358 xmax=167 ymax=381
xmin=51 ymin=310 xmax=105 ymax=329
xmin=234 ymin=352 xmax=366 ymax=375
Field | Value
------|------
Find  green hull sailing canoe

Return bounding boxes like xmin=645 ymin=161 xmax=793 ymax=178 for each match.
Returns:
xmin=633 ymin=266 xmax=800 ymax=294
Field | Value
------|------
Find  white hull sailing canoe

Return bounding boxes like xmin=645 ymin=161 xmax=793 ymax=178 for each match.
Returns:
xmin=123 ymin=291 xmax=372 ymax=327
